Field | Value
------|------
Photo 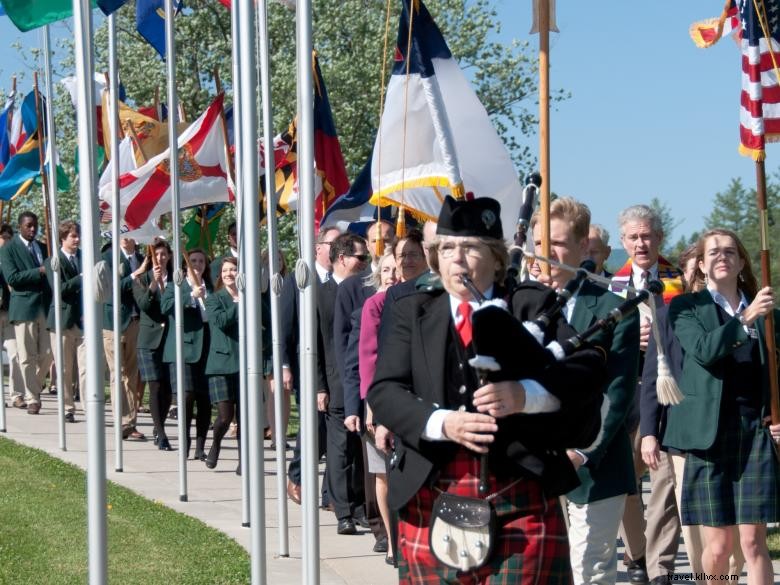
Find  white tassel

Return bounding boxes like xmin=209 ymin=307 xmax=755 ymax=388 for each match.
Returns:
xmin=648 ymin=296 xmax=684 ymax=406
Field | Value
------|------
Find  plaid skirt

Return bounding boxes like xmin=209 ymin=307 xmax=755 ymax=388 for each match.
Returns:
xmin=681 ymin=412 xmax=780 ymax=526
xmin=208 ymin=373 xmax=239 ymax=404
xmin=397 ymin=448 xmax=571 ymax=585
xmin=137 ymin=347 xmax=166 ymax=383
xmin=168 ymin=362 xmax=209 ymax=397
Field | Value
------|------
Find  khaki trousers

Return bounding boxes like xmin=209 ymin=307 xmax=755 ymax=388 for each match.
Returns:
xmin=618 ymin=430 xmax=681 ymax=579
xmin=102 ymin=319 xmax=140 ymax=430
xmin=51 ymin=327 xmax=87 ymax=414
xmin=568 ymin=494 xmax=627 ymax=585
xmin=670 ymin=453 xmax=744 ymax=584
xmin=14 ymin=313 xmax=53 ymax=405
xmin=0 ymin=311 xmax=23 ymax=399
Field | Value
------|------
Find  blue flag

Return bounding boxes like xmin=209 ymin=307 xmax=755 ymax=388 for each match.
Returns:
xmin=0 ymin=99 xmax=13 ymax=172
xmin=97 ymin=0 xmax=128 ymax=15
xmin=136 ymin=0 xmax=181 ymax=58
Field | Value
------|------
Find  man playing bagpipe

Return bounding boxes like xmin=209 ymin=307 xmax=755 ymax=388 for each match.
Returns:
xmin=368 ymin=195 xmax=606 ymax=584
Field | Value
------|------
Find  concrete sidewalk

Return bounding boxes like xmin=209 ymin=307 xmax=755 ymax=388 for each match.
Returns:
xmin=1 ymin=393 xmax=778 ymax=584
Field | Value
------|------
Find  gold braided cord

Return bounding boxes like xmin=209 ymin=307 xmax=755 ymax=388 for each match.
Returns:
xmin=373 ymin=0 xmax=394 ymax=255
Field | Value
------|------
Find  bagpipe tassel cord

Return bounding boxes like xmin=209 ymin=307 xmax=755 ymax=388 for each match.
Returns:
xmin=648 ymin=298 xmax=684 ymax=405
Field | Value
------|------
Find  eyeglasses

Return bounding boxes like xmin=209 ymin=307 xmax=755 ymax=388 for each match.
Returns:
xmin=437 ymin=241 xmax=486 ymax=259
xmin=345 ymin=253 xmax=370 ymax=263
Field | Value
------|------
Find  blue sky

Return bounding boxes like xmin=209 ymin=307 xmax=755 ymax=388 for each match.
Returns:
xmin=0 ymin=1 xmax=762 ymax=257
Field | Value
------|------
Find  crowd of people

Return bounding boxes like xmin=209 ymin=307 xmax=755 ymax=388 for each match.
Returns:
xmin=2 ymin=197 xmax=780 ymax=584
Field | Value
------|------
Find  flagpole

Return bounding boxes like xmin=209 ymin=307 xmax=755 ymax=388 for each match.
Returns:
xmin=164 ymin=0 xmax=189 ymax=502
xmin=229 ymin=0 xmax=250 ymax=531
xmin=296 ymin=0 xmax=320 ymax=583
xmin=754 ymin=160 xmax=780 ymax=425
xmin=108 ymin=13 xmax=125 ymax=473
xmin=537 ymin=0 xmax=551 ymax=277
xmin=42 ymin=26 xmax=67 ymax=452
xmin=71 ymin=0 xmax=107 ymax=579
xmin=237 ymin=0 xmax=267 ymax=578
xmin=257 ymin=0 xmax=289 ymax=557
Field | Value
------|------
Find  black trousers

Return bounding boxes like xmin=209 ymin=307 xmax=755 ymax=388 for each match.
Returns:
xmin=288 ymin=410 xmax=328 ymax=503
xmin=325 ymin=406 xmax=365 ymax=521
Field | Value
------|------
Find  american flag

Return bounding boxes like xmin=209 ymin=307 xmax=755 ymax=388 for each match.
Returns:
xmin=738 ymin=0 xmax=780 ymax=160
xmin=689 ymin=0 xmax=740 ymax=48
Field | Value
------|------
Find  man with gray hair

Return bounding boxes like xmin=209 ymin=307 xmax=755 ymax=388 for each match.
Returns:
xmin=588 ymin=223 xmax=612 ymax=279
xmin=610 ymin=204 xmax=684 ymax=585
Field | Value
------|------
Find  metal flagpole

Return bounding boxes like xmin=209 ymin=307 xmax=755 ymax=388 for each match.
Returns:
xmin=42 ymin=25 xmax=66 ymax=451
xmin=164 ymin=0 xmax=188 ymax=501
xmin=0 ymin=324 xmax=5 ymax=432
xmin=295 ymin=0 xmax=319 ymax=582
xmin=257 ymin=0 xmax=289 ymax=557
xmin=108 ymin=13 xmax=124 ymax=471
xmin=237 ymin=0 xmax=266 ymax=579
xmin=71 ymin=0 xmax=107 ymax=579
xmin=230 ymin=0 xmax=250 ymax=528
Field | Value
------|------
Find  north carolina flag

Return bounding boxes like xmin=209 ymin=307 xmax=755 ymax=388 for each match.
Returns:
xmin=370 ymin=0 xmax=522 ymax=240
xmin=99 ymin=94 xmax=233 ymax=229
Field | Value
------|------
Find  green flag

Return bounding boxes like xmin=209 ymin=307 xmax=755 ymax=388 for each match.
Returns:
xmin=182 ymin=204 xmax=226 ymax=256
xmin=0 ymin=0 xmax=96 ymax=32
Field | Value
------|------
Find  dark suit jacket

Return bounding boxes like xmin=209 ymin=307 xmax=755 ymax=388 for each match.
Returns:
xmin=663 ymin=291 xmax=779 ymax=451
xmin=332 ymin=271 xmax=374 ymax=389
xmin=102 ymin=249 xmax=143 ymax=332
xmin=567 ymin=281 xmax=639 ymax=504
xmin=1 ymin=235 xmax=51 ymax=322
xmin=132 ymin=271 xmax=171 ymax=351
xmin=279 ymin=273 xmax=299 ymax=387
xmin=205 ymin=288 xmax=239 ymax=375
xmin=161 ymin=279 xmax=213 ymax=364
xmin=45 ymin=250 xmax=83 ymax=331
xmin=639 ymin=305 xmax=683 ymax=442
xmin=316 ymin=278 xmax=342 ymax=406
xmin=343 ymin=308 xmax=363 ymax=419
xmin=368 ymin=284 xmax=606 ymax=510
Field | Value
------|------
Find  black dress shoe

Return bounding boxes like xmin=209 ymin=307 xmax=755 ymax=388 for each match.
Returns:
xmin=205 ymin=444 xmax=221 ymax=469
xmin=373 ymin=535 xmax=388 ymax=553
xmin=354 ymin=515 xmax=370 ymax=529
xmin=336 ymin=518 xmax=357 ymax=535
xmin=626 ymin=556 xmax=649 ymax=585
xmin=158 ymin=437 xmax=172 ymax=451
xmin=64 ymin=412 xmax=75 ymax=423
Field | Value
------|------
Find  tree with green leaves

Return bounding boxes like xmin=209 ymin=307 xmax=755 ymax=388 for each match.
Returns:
xmin=11 ymin=0 xmax=565 ymax=257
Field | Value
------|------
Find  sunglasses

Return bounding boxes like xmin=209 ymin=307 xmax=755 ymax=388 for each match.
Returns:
xmin=345 ymin=253 xmax=370 ymax=263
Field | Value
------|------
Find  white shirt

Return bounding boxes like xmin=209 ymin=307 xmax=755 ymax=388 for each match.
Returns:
xmin=60 ymin=247 xmax=79 ymax=271
xmin=631 ymin=262 xmax=658 ymax=291
xmin=708 ymin=286 xmax=752 ymax=335
xmin=315 ymin=262 xmax=330 ymax=284
xmin=423 ymin=289 xmax=561 ymax=441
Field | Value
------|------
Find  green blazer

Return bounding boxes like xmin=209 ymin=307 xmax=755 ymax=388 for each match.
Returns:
xmin=567 ymin=281 xmax=640 ymax=504
xmin=205 ymin=288 xmax=239 ymax=375
xmin=101 ymin=249 xmax=143 ymax=332
xmin=161 ymin=279 xmax=213 ymax=364
xmin=45 ymin=250 xmax=83 ymax=331
xmin=663 ymin=290 xmax=779 ymax=452
xmin=0 ymin=235 xmax=51 ymax=322
xmin=132 ymin=271 xmax=170 ymax=351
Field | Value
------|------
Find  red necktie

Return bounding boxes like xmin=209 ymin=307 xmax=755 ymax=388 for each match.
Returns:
xmin=456 ymin=301 xmax=473 ymax=347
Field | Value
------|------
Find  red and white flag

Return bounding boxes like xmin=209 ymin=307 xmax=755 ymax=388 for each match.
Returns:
xmin=99 ymin=93 xmax=233 ymax=229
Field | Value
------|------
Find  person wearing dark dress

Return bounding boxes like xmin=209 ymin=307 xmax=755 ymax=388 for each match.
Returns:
xmin=132 ymin=238 xmax=174 ymax=450
xmin=204 ymin=256 xmax=240 ymax=469
xmin=369 ymin=196 xmax=606 ymax=583
xmin=663 ymin=228 xmax=780 ymax=585
xmin=161 ymin=248 xmax=213 ymax=460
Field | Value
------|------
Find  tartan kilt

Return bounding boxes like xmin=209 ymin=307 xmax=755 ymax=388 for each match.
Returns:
xmin=137 ymin=347 xmax=166 ymax=383
xmin=397 ymin=447 xmax=572 ymax=585
xmin=208 ymin=373 xmax=238 ymax=404
xmin=168 ymin=362 xmax=208 ymax=397
xmin=681 ymin=412 xmax=780 ymax=526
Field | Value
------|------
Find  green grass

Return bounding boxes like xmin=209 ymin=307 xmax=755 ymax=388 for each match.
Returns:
xmin=0 ymin=437 xmax=250 ymax=584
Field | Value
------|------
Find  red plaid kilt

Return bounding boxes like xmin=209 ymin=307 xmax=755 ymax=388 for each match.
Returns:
xmin=397 ymin=448 xmax=571 ymax=585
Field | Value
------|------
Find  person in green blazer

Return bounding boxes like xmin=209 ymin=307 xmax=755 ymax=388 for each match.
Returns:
xmin=530 ymin=198 xmax=639 ymax=584
xmin=44 ymin=221 xmax=85 ymax=422
xmin=203 ymin=256 xmax=240 ymax=469
xmin=161 ymin=248 xmax=213 ymax=460
xmin=132 ymin=238 xmax=174 ymax=451
xmin=102 ymin=237 xmax=145 ymax=440
xmin=0 ymin=211 xmax=52 ymax=414
xmin=663 ymin=228 xmax=780 ymax=585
